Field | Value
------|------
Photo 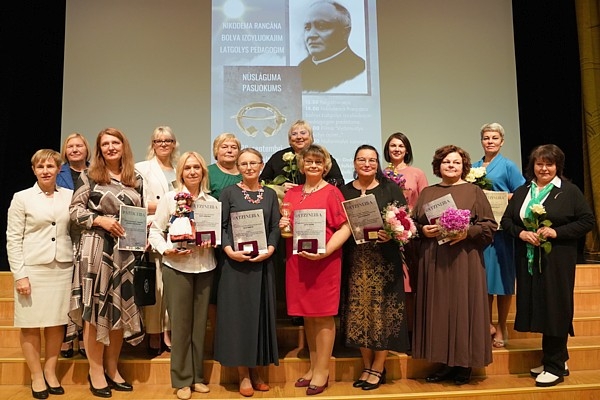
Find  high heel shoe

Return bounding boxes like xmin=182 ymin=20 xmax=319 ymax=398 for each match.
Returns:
xmin=306 ymin=378 xmax=328 ymax=395
xmin=294 ymin=377 xmax=311 ymax=387
xmin=352 ymin=368 xmax=373 ymax=388
xmin=147 ymin=334 xmax=163 ymax=357
xmin=104 ymin=373 xmax=133 ymax=391
xmin=60 ymin=342 xmax=74 ymax=358
xmin=44 ymin=375 xmax=65 ymax=395
xmin=31 ymin=382 xmax=49 ymax=399
xmin=87 ymin=375 xmax=111 ymax=398
xmin=362 ymin=369 xmax=386 ymax=391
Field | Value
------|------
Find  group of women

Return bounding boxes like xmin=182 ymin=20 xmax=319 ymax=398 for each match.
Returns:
xmin=6 ymin=121 xmax=594 ymax=400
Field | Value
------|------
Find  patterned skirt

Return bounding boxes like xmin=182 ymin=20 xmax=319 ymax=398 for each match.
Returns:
xmin=341 ymin=242 xmax=409 ymax=352
xmin=67 ymin=228 xmax=144 ymax=346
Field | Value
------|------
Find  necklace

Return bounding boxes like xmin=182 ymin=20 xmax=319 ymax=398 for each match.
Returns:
xmin=241 ymin=184 xmax=264 ymax=204
xmin=301 ymin=180 xmax=322 ymax=202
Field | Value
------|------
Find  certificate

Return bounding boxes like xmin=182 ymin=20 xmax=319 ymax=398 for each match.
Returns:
xmin=342 ymin=194 xmax=383 ymax=244
xmin=423 ymin=194 xmax=457 ymax=245
xmin=194 ymin=201 xmax=222 ymax=245
xmin=230 ymin=209 xmax=268 ymax=256
xmin=292 ymin=209 xmax=326 ymax=254
xmin=483 ymin=190 xmax=509 ymax=227
xmin=118 ymin=205 xmax=148 ymax=251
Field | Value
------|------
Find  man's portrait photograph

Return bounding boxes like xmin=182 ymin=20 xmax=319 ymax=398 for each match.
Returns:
xmin=290 ymin=0 xmax=369 ymax=94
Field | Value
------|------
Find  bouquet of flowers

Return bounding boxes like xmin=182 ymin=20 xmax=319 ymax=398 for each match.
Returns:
xmin=383 ymin=164 xmax=406 ymax=189
xmin=523 ymin=203 xmax=552 ymax=274
xmin=382 ymin=202 xmax=417 ymax=250
xmin=270 ymin=151 xmax=298 ymax=185
xmin=465 ymin=166 xmax=493 ymax=190
xmin=437 ymin=207 xmax=471 ymax=240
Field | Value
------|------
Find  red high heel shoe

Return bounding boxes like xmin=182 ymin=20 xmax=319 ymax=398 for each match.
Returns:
xmin=306 ymin=378 xmax=328 ymax=396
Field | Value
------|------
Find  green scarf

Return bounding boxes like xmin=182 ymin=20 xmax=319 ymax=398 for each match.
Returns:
xmin=524 ymin=182 xmax=554 ymax=275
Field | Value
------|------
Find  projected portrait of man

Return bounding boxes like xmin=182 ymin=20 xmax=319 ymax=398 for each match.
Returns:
xmin=299 ymin=0 xmax=367 ymax=93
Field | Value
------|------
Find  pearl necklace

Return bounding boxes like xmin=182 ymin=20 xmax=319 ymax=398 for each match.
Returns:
xmin=241 ymin=184 xmax=264 ymax=204
xmin=301 ymin=180 xmax=323 ymax=202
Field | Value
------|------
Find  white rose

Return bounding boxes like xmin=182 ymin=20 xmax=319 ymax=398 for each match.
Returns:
xmin=465 ymin=170 xmax=476 ymax=183
xmin=530 ymin=204 xmax=546 ymax=215
xmin=472 ymin=167 xmax=486 ymax=179
xmin=282 ymin=152 xmax=295 ymax=162
xmin=386 ymin=210 xmax=396 ymax=220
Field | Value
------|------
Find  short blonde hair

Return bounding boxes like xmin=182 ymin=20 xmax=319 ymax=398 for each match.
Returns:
xmin=480 ymin=122 xmax=505 ymax=139
xmin=61 ymin=133 xmax=91 ymax=164
xmin=31 ymin=149 xmax=62 ymax=168
xmin=175 ymin=151 xmax=210 ymax=193
xmin=297 ymin=144 xmax=332 ymax=175
xmin=212 ymin=133 xmax=242 ymax=160
xmin=287 ymin=120 xmax=314 ymax=146
xmin=145 ymin=126 xmax=180 ymax=165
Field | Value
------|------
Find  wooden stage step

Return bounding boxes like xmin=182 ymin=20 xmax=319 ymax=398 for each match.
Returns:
xmin=1 ymin=264 xmax=599 ymax=399
xmin=1 ymin=335 xmax=599 ymax=385
xmin=1 ymin=371 xmax=600 ymax=400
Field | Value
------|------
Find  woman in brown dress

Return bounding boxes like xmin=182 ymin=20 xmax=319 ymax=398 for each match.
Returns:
xmin=412 ymin=145 xmax=497 ymax=385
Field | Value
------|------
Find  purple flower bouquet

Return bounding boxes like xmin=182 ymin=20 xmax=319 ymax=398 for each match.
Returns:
xmin=437 ymin=207 xmax=471 ymax=239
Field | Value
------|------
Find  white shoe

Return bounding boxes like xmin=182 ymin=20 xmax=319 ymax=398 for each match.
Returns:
xmin=530 ymin=362 xmax=569 ymax=377
xmin=176 ymin=387 xmax=192 ymax=400
xmin=193 ymin=383 xmax=210 ymax=393
xmin=535 ymin=371 xmax=564 ymax=387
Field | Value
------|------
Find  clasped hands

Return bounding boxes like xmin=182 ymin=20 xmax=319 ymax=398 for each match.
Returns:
xmin=519 ymin=227 xmax=556 ymax=245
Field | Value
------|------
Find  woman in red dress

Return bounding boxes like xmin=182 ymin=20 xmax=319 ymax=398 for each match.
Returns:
xmin=280 ymin=144 xmax=351 ymax=396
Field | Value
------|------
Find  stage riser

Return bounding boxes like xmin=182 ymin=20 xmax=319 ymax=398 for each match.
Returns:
xmin=1 ymin=343 xmax=599 ymax=385
xmin=1 ymin=267 xmax=599 ymax=396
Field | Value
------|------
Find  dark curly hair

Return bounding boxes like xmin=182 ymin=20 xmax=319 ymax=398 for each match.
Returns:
xmin=431 ymin=145 xmax=471 ymax=180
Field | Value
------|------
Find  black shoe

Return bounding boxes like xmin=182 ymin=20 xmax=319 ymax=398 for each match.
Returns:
xmin=453 ymin=367 xmax=472 ymax=385
xmin=78 ymin=348 xmax=87 ymax=358
xmin=362 ymin=369 xmax=386 ymax=390
xmin=425 ymin=365 xmax=456 ymax=383
xmin=44 ymin=376 xmax=65 ymax=395
xmin=105 ymin=373 xmax=133 ymax=391
xmin=31 ymin=385 xmax=49 ymax=399
xmin=60 ymin=342 xmax=74 ymax=358
xmin=147 ymin=342 xmax=162 ymax=357
xmin=87 ymin=375 xmax=111 ymax=398
xmin=352 ymin=369 xmax=373 ymax=388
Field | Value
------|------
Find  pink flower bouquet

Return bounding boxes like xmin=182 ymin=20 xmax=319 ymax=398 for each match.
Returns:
xmin=382 ymin=202 xmax=417 ymax=249
xmin=437 ymin=207 xmax=471 ymax=239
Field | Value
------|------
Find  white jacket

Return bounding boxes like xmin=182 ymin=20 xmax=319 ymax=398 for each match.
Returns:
xmin=6 ymin=184 xmax=74 ymax=280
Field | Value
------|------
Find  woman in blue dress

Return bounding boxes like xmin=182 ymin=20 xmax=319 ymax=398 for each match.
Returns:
xmin=472 ymin=123 xmax=525 ymax=347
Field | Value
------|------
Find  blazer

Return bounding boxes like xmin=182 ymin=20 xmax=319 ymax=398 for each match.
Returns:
xmin=6 ymin=183 xmax=74 ymax=280
xmin=135 ymin=157 xmax=175 ymax=223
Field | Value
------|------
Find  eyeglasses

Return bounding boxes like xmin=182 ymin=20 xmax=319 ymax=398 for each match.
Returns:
xmin=153 ymin=139 xmax=174 ymax=145
xmin=238 ymin=161 xmax=262 ymax=169
xmin=355 ymin=158 xmax=378 ymax=165
xmin=304 ymin=159 xmax=324 ymax=166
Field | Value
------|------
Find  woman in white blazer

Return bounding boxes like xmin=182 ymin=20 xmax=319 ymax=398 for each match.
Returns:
xmin=135 ymin=126 xmax=179 ymax=355
xmin=6 ymin=149 xmax=74 ymax=398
